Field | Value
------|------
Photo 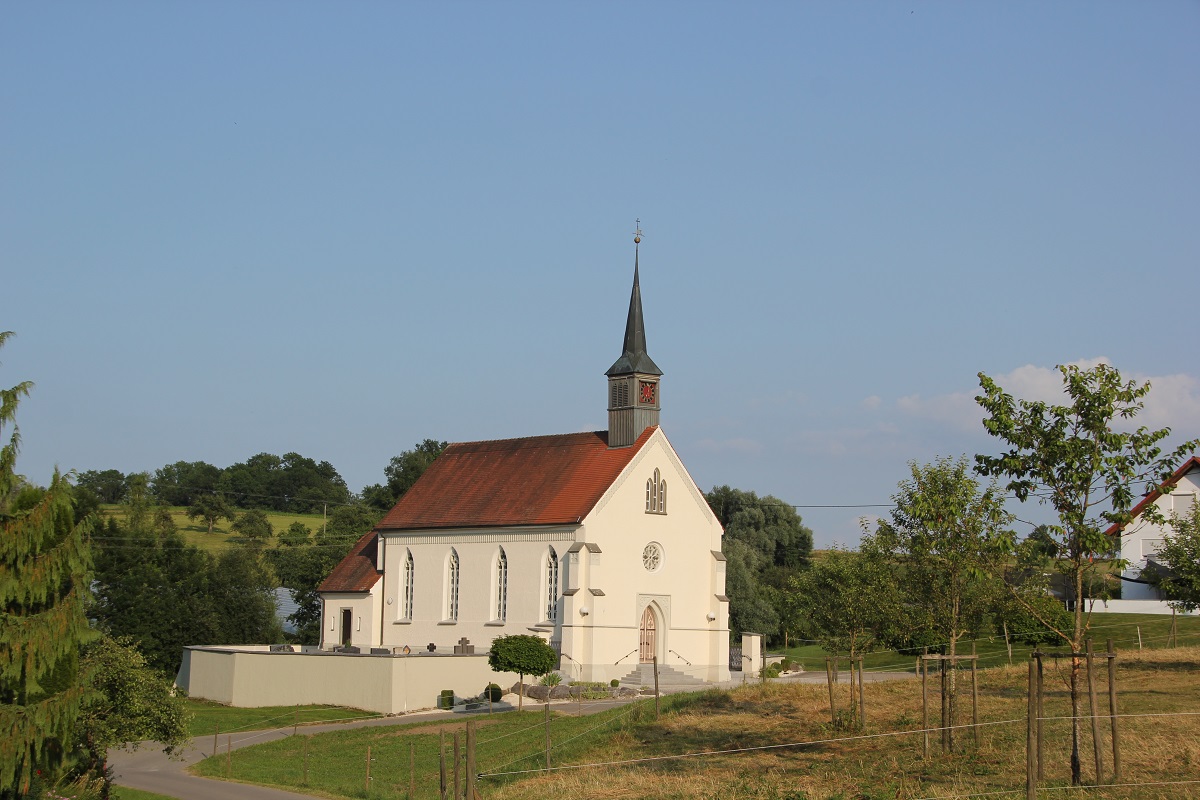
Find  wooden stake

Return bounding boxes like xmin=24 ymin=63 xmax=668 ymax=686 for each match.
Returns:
xmin=213 ymin=724 xmax=219 ymax=759
xmin=293 ymin=705 xmax=298 ymax=737
xmin=453 ymin=731 xmax=460 ymax=800
xmin=653 ymin=655 xmax=661 ymax=721
xmin=226 ymin=735 xmax=232 ymax=778
xmin=940 ymin=657 xmax=949 ymax=752
xmin=1004 ymin=621 xmax=1013 ymax=666
xmin=365 ymin=745 xmax=371 ymax=795
xmin=303 ymin=736 xmax=309 ymax=785
xmin=409 ymin=741 xmax=416 ymax=800
xmin=920 ymin=656 xmax=928 ymax=760
xmin=1107 ymin=639 xmax=1121 ymax=784
xmin=545 ymin=698 xmax=552 ymax=769
xmin=826 ymin=657 xmax=837 ymax=726
xmin=1036 ymin=651 xmax=1044 ymax=781
xmin=465 ymin=721 xmax=476 ymax=799
xmin=1137 ymin=625 xmax=1143 ymax=651
xmin=971 ymin=643 xmax=979 ymax=746
xmin=857 ymin=657 xmax=865 ymax=727
xmin=439 ymin=730 xmax=447 ymax=800
xmin=1027 ymin=658 xmax=1037 ymax=800
xmin=1086 ymin=639 xmax=1104 ymax=782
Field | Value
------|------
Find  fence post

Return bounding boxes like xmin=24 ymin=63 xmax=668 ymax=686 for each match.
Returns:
xmin=1107 ymin=638 xmax=1121 ymax=784
xmin=465 ymin=720 xmax=476 ymax=799
xmin=453 ymin=731 xmax=460 ymax=800
xmin=303 ymin=736 xmax=309 ymax=785
xmin=857 ymin=657 xmax=865 ymax=728
xmin=213 ymin=725 xmax=219 ymax=759
xmin=365 ymin=745 xmax=371 ymax=795
xmin=1137 ymin=626 xmax=1143 ymax=651
xmin=1086 ymin=639 xmax=1104 ymax=783
xmin=921 ymin=656 xmax=928 ymax=761
xmin=826 ymin=657 xmax=836 ymax=726
xmin=293 ymin=705 xmax=298 ymax=737
xmin=1027 ymin=658 xmax=1037 ymax=800
xmin=409 ymin=741 xmax=416 ymax=800
xmin=545 ymin=699 xmax=552 ymax=769
xmin=226 ymin=735 xmax=231 ymax=778
xmin=653 ymin=655 xmax=661 ymax=721
xmin=1004 ymin=620 xmax=1012 ymax=666
xmin=940 ymin=657 xmax=949 ymax=752
xmin=439 ymin=730 xmax=447 ymax=800
xmin=971 ymin=643 xmax=979 ymax=746
xmin=1036 ymin=651 xmax=1044 ymax=781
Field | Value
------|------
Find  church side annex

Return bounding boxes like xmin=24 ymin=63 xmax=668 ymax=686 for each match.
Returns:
xmin=318 ymin=233 xmax=731 ymax=684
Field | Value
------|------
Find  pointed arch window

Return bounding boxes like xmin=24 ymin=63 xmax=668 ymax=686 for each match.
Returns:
xmin=545 ymin=546 xmax=560 ymax=622
xmin=494 ymin=547 xmax=508 ymax=622
xmin=402 ymin=549 xmax=415 ymax=620
xmin=445 ymin=548 xmax=460 ymax=622
xmin=645 ymin=468 xmax=667 ymax=514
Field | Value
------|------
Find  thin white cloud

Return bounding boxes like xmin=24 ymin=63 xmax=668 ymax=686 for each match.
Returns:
xmin=861 ymin=395 xmax=881 ymax=410
xmin=894 ymin=358 xmax=1200 ymax=440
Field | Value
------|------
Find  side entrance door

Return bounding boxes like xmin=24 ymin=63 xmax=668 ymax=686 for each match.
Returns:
xmin=340 ymin=608 xmax=352 ymax=646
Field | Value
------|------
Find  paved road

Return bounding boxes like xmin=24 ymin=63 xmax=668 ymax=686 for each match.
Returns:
xmin=110 ymin=671 xmax=914 ymax=799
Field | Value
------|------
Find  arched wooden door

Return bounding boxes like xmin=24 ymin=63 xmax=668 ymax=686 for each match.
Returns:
xmin=639 ymin=606 xmax=657 ymax=663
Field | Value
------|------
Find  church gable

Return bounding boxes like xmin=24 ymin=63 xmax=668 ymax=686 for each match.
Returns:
xmin=588 ymin=428 xmax=720 ymax=528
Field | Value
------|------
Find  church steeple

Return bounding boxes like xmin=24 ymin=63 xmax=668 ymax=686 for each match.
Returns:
xmin=606 ymin=224 xmax=662 ymax=448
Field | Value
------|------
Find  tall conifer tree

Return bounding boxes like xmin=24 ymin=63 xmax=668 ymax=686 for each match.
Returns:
xmin=0 ymin=331 xmax=96 ymax=795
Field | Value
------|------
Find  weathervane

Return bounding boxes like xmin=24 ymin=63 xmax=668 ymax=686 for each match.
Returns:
xmin=633 ymin=218 xmax=642 ymax=245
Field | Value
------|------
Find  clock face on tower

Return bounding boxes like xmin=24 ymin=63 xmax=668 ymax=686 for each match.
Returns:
xmin=639 ymin=380 xmax=656 ymax=405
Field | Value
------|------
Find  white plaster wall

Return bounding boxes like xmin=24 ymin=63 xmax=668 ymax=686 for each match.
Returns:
xmin=178 ymin=646 xmax=520 ymax=715
xmin=1119 ymin=469 xmax=1198 ymax=602
xmin=320 ymin=592 xmax=380 ymax=650
xmin=375 ymin=528 xmax=575 ymax=655
xmin=568 ymin=430 xmax=729 ymax=682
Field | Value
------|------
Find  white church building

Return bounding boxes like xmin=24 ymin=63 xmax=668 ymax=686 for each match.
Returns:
xmin=319 ymin=241 xmax=731 ymax=684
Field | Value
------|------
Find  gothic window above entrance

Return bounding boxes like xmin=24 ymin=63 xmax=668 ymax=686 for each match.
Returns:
xmin=645 ymin=468 xmax=667 ymax=514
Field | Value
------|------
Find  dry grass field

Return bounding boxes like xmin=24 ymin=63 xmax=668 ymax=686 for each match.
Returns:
xmin=195 ymin=644 xmax=1200 ymax=800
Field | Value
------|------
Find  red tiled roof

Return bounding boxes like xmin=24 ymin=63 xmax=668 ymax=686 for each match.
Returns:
xmin=376 ymin=427 xmax=657 ymax=531
xmin=1104 ymin=455 xmax=1200 ymax=536
xmin=317 ymin=531 xmax=380 ymax=593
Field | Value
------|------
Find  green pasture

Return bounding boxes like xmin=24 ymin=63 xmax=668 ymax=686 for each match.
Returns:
xmin=111 ymin=787 xmax=177 ymax=800
xmin=186 ymin=699 xmax=382 ymax=738
xmin=192 ymin=698 xmax=668 ymax=797
xmin=100 ymin=505 xmax=329 ymax=552
xmin=777 ymin=611 xmax=1200 ymax=673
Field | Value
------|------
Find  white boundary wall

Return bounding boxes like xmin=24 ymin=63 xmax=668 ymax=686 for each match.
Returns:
xmin=1089 ymin=599 xmax=1198 ymax=616
xmin=176 ymin=646 xmax=519 ymax=715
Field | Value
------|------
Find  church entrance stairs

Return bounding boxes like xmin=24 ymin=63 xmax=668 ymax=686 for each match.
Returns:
xmin=618 ymin=663 xmax=706 ymax=688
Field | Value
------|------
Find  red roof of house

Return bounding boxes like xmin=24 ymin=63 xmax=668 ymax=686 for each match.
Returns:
xmin=317 ymin=530 xmax=380 ymax=593
xmin=1104 ymin=455 xmax=1200 ymax=536
xmin=376 ymin=427 xmax=657 ymax=531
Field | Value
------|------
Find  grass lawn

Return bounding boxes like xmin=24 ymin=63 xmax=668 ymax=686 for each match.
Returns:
xmin=186 ymin=699 xmax=382 ymax=738
xmin=778 ymin=611 xmax=1200 ymax=673
xmin=100 ymin=505 xmax=329 ymax=552
xmin=192 ymin=644 xmax=1200 ymax=799
xmin=111 ymin=787 xmax=178 ymax=800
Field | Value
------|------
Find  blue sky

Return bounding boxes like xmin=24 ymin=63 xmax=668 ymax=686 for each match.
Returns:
xmin=3 ymin=2 xmax=1198 ymax=547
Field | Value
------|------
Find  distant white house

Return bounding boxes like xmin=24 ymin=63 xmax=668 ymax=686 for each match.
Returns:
xmin=1097 ymin=456 xmax=1199 ymax=615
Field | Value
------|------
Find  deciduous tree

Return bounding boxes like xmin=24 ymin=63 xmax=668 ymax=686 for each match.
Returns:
xmin=975 ymin=362 xmax=1198 ymax=784
xmin=487 ymin=634 xmax=557 ymax=711
xmin=186 ymin=492 xmax=233 ymax=535
xmin=864 ymin=456 xmax=1011 ymax=746
xmin=363 ymin=439 xmax=447 ymax=511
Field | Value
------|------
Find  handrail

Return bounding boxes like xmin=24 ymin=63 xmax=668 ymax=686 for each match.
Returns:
xmin=669 ymin=649 xmax=692 ymax=666
xmin=614 ymin=648 xmax=638 ymax=665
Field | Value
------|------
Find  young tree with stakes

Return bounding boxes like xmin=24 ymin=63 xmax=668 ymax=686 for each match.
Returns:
xmin=975 ymin=362 xmax=1198 ymax=785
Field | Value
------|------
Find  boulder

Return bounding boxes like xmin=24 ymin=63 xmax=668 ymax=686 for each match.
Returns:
xmin=524 ymin=684 xmax=551 ymax=702
xmin=549 ymin=685 xmax=572 ymax=700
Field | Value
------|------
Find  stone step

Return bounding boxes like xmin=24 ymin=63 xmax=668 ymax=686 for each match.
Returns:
xmin=618 ymin=662 xmax=707 ymax=687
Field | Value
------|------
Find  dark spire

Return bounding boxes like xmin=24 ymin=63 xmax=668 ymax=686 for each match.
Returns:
xmin=606 ymin=233 xmax=662 ymax=377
